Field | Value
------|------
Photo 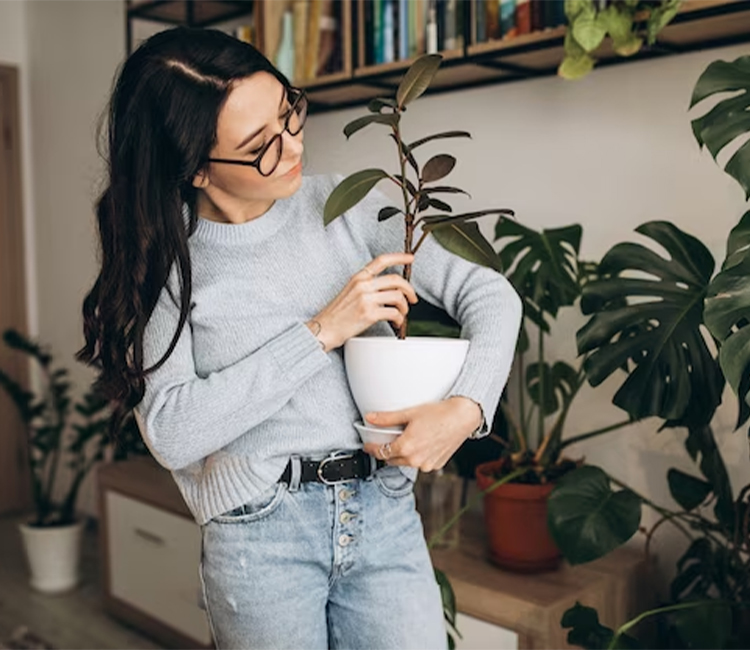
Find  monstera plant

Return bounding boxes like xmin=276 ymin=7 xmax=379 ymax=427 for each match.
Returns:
xmin=545 ymin=55 xmax=750 ymax=648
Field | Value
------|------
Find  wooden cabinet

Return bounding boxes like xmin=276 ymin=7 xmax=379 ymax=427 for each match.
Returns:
xmin=97 ymin=456 xmax=213 ymax=650
xmin=430 ymin=510 xmax=654 ymax=649
xmin=125 ymin=0 xmax=750 ymax=114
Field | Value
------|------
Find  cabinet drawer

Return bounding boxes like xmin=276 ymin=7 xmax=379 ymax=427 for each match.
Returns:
xmin=452 ymin=612 xmax=519 ymax=650
xmin=106 ymin=491 xmax=211 ymax=646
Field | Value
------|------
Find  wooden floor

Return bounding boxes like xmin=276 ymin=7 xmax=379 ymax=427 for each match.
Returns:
xmin=0 ymin=512 xmax=162 ymax=650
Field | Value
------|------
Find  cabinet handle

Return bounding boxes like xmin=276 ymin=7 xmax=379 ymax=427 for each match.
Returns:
xmin=134 ymin=527 xmax=165 ymax=546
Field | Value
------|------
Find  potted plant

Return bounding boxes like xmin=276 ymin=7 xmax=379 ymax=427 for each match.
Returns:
xmin=559 ymin=0 xmax=682 ymax=80
xmin=323 ymin=53 xmax=515 ymax=443
xmin=0 ymin=327 xmax=147 ymax=593
xmin=543 ymin=55 xmax=750 ymax=648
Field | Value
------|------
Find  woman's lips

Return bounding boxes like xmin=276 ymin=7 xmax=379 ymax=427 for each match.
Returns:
xmin=283 ymin=161 xmax=302 ymax=177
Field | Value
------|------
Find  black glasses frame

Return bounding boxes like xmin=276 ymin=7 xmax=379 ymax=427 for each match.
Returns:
xmin=206 ymin=87 xmax=307 ymax=177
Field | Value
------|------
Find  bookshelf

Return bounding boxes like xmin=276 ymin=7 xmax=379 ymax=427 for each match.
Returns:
xmin=126 ymin=0 xmax=750 ymax=114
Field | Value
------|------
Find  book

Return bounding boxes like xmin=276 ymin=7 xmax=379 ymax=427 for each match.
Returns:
xmin=486 ymin=0 xmax=499 ymax=40
xmin=316 ymin=0 xmax=338 ymax=76
xmin=500 ymin=0 xmax=516 ymax=38
xmin=383 ymin=0 xmax=395 ymax=63
xmin=399 ymin=0 xmax=409 ymax=60
xmin=292 ymin=0 xmax=308 ymax=82
xmin=516 ymin=0 xmax=531 ymax=35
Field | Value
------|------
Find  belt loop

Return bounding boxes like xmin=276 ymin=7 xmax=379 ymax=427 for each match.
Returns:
xmin=367 ymin=452 xmax=377 ymax=480
xmin=288 ymin=455 xmax=302 ymax=492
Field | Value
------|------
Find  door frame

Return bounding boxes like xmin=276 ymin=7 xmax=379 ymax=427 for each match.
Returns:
xmin=0 ymin=64 xmax=31 ymax=516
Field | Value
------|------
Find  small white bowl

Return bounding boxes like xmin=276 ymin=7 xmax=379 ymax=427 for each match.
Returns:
xmin=353 ymin=420 xmax=403 ymax=445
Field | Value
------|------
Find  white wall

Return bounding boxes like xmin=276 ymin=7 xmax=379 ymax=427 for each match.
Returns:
xmin=303 ymin=43 xmax=750 ymax=592
xmin=20 ymin=0 xmax=125 ymax=516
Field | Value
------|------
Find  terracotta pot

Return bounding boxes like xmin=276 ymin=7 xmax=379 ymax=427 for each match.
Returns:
xmin=475 ymin=459 xmax=562 ymax=573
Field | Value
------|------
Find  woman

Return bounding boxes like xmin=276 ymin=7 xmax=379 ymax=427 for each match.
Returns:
xmin=77 ymin=26 xmax=521 ymax=650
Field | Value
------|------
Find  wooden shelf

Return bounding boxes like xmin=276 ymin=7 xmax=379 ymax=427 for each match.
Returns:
xmin=125 ymin=0 xmax=750 ymax=114
xmin=127 ymin=0 xmax=254 ymax=27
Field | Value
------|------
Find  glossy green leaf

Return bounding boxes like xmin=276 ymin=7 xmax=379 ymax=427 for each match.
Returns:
xmin=705 ymin=211 xmax=750 ymax=411
xmin=407 ymin=131 xmax=471 ymax=151
xmin=561 ymin=602 xmax=640 ymax=649
xmin=671 ymin=601 xmax=732 ymax=650
xmin=388 ymin=133 xmax=419 ymax=176
xmin=645 ymin=0 xmax=681 ymax=45
xmin=572 ymin=4 xmax=606 ymax=52
xmin=434 ymin=567 xmax=457 ymax=627
xmin=377 ymin=206 xmax=401 ymax=222
xmin=690 ymin=56 xmax=750 ymax=200
xmin=323 ymin=169 xmax=390 ymax=225
xmin=396 ymin=54 xmax=442 ymax=108
xmin=667 ymin=468 xmax=712 ymax=511
xmin=547 ymin=465 xmax=641 ymax=565
xmin=422 ymin=154 xmax=456 ymax=183
xmin=495 ymin=221 xmax=582 ymax=331
xmin=367 ymin=97 xmax=397 ymax=113
xmin=343 ymin=113 xmax=399 ymax=139
xmin=430 ymin=220 xmax=505 ymax=274
xmin=526 ymin=361 xmax=578 ymax=417
xmin=577 ymin=221 xmax=723 ymax=425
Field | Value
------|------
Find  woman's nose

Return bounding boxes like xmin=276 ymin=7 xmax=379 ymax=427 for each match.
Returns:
xmin=282 ymin=128 xmax=303 ymax=159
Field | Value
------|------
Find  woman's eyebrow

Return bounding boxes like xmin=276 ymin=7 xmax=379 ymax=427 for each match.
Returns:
xmin=235 ymin=88 xmax=288 ymax=151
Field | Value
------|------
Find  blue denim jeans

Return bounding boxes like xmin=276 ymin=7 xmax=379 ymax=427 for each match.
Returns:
xmin=198 ymin=452 xmax=448 ymax=650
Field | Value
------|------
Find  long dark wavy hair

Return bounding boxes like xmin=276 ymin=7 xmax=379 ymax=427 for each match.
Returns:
xmin=76 ymin=27 xmax=289 ymax=439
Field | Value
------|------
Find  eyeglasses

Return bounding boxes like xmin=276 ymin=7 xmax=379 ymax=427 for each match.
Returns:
xmin=207 ymin=87 xmax=308 ymax=177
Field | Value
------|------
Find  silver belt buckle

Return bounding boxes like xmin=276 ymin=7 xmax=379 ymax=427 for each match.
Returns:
xmin=317 ymin=452 xmax=356 ymax=485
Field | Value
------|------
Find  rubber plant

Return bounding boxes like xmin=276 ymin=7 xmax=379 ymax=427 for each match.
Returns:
xmin=545 ymin=56 xmax=750 ymax=648
xmin=0 ymin=328 xmax=148 ymax=527
xmin=323 ymin=53 xmax=514 ymax=341
xmin=560 ymin=0 xmax=683 ymax=80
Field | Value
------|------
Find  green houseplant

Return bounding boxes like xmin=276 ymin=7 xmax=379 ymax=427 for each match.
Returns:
xmin=0 ymin=327 xmax=147 ymax=592
xmin=541 ymin=55 xmax=750 ymax=648
xmin=322 ymin=53 xmax=517 ymax=450
xmin=560 ymin=0 xmax=682 ymax=80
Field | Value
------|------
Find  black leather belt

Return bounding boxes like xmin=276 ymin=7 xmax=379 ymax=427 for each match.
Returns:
xmin=279 ymin=450 xmax=387 ymax=485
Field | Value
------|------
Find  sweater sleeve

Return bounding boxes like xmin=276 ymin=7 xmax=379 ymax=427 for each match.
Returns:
xmin=336 ymin=174 xmax=522 ymax=437
xmin=134 ymin=268 xmax=332 ymax=470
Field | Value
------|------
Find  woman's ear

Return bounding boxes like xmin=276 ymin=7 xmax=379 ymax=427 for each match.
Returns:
xmin=192 ymin=168 xmax=210 ymax=189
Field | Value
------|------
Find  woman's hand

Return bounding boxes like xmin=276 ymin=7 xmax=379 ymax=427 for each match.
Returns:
xmin=309 ymin=253 xmax=417 ymax=352
xmin=361 ymin=396 xmax=483 ymax=471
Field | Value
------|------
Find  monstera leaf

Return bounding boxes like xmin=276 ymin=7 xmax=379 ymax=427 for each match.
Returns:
xmin=547 ymin=465 xmax=641 ymax=565
xmin=705 ymin=211 xmax=750 ymax=419
xmin=577 ymin=221 xmax=724 ymax=425
xmin=494 ymin=221 xmax=582 ymax=331
xmin=690 ymin=55 xmax=750 ymax=200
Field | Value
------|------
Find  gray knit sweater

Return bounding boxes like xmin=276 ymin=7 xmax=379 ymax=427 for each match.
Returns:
xmin=134 ymin=173 xmax=522 ymax=525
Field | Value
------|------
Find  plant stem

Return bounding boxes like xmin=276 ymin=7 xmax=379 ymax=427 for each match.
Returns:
xmin=537 ymin=323 xmax=544 ymax=450
xmin=392 ymin=115 xmax=413 ymax=340
xmin=608 ymin=600 xmax=726 ymax=650
xmin=427 ymin=467 xmax=527 ymax=549
xmin=518 ymin=350 xmax=526 ymax=452
xmin=559 ymin=419 xmax=634 ymax=450
xmin=608 ymin=475 xmax=694 ymax=542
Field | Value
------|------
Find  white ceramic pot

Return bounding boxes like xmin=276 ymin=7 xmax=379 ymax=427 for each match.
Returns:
xmin=18 ymin=519 xmax=85 ymax=593
xmin=344 ymin=336 xmax=469 ymax=444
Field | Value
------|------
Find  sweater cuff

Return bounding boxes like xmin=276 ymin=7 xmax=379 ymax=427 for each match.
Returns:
xmin=265 ymin=322 xmax=331 ymax=379
xmin=445 ymin=391 xmax=490 ymax=439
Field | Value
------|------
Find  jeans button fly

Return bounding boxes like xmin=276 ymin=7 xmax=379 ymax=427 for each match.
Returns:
xmin=338 ymin=534 xmax=351 ymax=547
xmin=340 ymin=511 xmax=355 ymax=524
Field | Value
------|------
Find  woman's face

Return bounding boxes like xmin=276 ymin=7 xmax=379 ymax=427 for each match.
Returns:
xmin=194 ymin=72 xmax=304 ymax=221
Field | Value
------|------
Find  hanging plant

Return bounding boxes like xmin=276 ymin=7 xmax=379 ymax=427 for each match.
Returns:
xmin=559 ymin=0 xmax=683 ymax=80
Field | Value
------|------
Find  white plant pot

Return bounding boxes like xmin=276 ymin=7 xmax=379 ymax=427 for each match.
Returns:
xmin=344 ymin=336 xmax=469 ymax=444
xmin=18 ymin=519 xmax=85 ymax=593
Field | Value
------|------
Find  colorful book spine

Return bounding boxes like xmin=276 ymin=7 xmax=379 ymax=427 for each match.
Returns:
xmin=516 ymin=0 xmax=531 ymax=35
xmin=399 ymin=0 xmax=409 ymax=59
xmin=383 ymin=0 xmax=395 ymax=63
xmin=475 ymin=0 xmax=486 ymax=43
xmin=499 ymin=0 xmax=516 ymax=38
